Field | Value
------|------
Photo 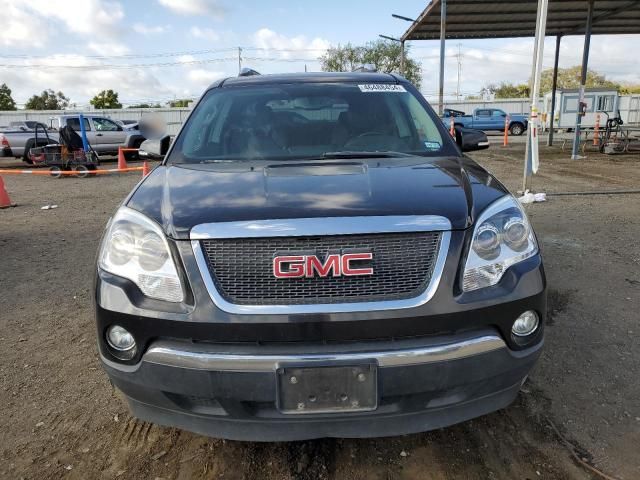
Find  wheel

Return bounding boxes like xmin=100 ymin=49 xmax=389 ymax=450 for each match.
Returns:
xmin=49 ymin=166 xmax=63 ymax=179
xmin=74 ymin=165 xmax=90 ymax=178
xmin=125 ymin=141 xmax=143 ymax=161
xmin=23 ymin=140 xmax=35 ymax=165
xmin=509 ymin=123 xmax=525 ymax=136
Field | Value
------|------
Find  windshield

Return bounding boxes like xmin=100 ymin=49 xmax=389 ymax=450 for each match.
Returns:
xmin=167 ymin=82 xmax=456 ymax=163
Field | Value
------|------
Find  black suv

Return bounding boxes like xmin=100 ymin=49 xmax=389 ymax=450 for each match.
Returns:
xmin=95 ymin=72 xmax=545 ymax=441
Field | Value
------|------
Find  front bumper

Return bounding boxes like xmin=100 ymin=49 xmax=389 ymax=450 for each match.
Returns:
xmin=102 ymin=329 xmax=542 ymax=441
xmin=96 ymin=226 xmax=546 ymax=440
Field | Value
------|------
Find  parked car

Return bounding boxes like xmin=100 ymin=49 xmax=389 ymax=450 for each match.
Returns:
xmin=0 ymin=114 xmax=145 ymax=163
xmin=443 ymin=108 xmax=528 ymax=136
xmin=95 ymin=72 xmax=545 ymax=441
xmin=443 ymin=108 xmax=466 ymax=118
xmin=7 ymin=120 xmax=53 ymax=131
xmin=115 ymin=119 xmax=140 ymax=131
xmin=138 ymin=135 xmax=171 ymax=159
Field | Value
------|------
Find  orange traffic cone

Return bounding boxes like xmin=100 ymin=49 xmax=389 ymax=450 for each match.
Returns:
xmin=0 ymin=176 xmax=16 ymax=208
xmin=593 ymin=113 xmax=600 ymax=146
xmin=117 ymin=147 xmax=128 ymax=170
xmin=142 ymin=161 xmax=151 ymax=177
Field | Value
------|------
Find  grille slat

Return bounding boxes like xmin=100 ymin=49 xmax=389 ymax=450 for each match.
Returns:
xmin=201 ymin=232 xmax=441 ymax=305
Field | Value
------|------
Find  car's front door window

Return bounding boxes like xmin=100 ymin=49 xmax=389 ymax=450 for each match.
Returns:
xmin=93 ymin=118 xmax=120 ymax=131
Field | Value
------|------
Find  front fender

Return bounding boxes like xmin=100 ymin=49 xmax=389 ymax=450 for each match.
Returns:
xmin=125 ymin=134 xmax=145 ymax=148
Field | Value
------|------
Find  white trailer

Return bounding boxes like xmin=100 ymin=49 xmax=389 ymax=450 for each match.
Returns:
xmin=543 ymin=88 xmax=619 ymax=129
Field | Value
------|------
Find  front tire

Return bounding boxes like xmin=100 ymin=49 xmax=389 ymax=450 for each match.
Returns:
xmin=509 ymin=123 xmax=525 ymax=136
xmin=23 ymin=140 xmax=35 ymax=165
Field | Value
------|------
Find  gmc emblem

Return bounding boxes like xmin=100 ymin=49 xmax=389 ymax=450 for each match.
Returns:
xmin=273 ymin=252 xmax=373 ymax=279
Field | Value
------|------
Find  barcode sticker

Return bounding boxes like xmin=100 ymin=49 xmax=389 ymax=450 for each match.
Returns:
xmin=358 ymin=84 xmax=407 ymax=93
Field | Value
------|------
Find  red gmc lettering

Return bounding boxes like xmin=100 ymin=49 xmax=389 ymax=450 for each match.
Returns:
xmin=305 ymin=254 xmax=340 ymax=277
xmin=341 ymin=252 xmax=374 ymax=276
xmin=273 ymin=255 xmax=305 ymax=278
xmin=273 ymin=253 xmax=373 ymax=278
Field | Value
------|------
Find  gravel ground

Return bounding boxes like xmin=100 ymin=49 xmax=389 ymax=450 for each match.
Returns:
xmin=1 ymin=144 xmax=639 ymax=480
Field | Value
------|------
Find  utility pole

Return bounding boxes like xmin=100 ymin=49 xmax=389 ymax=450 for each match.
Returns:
xmin=438 ymin=0 xmax=447 ymax=115
xmin=238 ymin=47 xmax=242 ymax=73
xmin=455 ymin=43 xmax=462 ymax=100
xmin=391 ymin=14 xmax=417 ymax=79
xmin=522 ymin=0 xmax=549 ymax=193
xmin=570 ymin=0 xmax=594 ymax=160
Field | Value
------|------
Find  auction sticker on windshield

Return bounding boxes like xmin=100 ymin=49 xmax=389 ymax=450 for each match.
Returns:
xmin=358 ymin=84 xmax=407 ymax=93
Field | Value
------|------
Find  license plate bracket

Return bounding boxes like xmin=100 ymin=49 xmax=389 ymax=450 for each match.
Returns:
xmin=276 ymin=363 xmax=377 ymax=414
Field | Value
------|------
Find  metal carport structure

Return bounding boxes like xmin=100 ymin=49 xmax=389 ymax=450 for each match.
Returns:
xmin=399 ymin=0 xmax=640 ymax=188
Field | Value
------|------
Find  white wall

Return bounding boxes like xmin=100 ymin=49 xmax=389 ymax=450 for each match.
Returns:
xmin=0 ymin=108 xmax=191 ymax=135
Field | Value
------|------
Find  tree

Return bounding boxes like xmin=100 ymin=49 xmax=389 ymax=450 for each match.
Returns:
xmin=90 ymin=89 xmax=122 ymax=109
xmin=539 ymin=66 xmax=620 ymax=93
xmin=492 ymin=82 xmax=530 ymax=99
xmin=319 ymin=40 xmax=422 ymax=88
xmin=0 ymin=83 xmax=17 ymax=111
xmin=620 ymin=83 xmax=640 ymax=95
xmin=24 ymin=89 xmax=70 ymax=110
xmin=167 ymin=99 xmax=192 ymax=107
xmin=127 ymin=103 xmax=161 ymax=109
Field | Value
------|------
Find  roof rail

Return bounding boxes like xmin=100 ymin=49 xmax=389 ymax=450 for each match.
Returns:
xmin=352 ymin=64 xmax=377 ymax=73
xmin=238 ymin=67 xmax=261 ymax=77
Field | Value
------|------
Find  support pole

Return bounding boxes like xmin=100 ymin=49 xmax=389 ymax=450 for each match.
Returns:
xmin=547 ymin=35 xmax=562 ymax=146
xmin=438 ymin=0 xmax=446 ymax=115
xmin=571 ymin=0 xmax=594 ymax=160
xmin=238 ymin=47 xmax=242 ymax=73
xmin=523 ymin=0 xmax=549 ymax=193
xmin=400 ymin=40 xmax=405 ymax=76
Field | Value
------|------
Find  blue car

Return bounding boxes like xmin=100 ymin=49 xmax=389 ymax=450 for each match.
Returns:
xmin=443 ymin=108 xmax=528 ymax=136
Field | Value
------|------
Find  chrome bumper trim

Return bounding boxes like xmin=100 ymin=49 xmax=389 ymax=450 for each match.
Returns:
xmin=142 ymin=334 xmax=506 ymax=372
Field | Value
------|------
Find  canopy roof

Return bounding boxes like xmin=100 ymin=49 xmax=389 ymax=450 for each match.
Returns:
xmin=402 ymin=0 xmax=640 ymax=40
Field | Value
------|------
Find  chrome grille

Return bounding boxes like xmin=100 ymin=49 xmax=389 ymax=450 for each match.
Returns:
xmin=200 ymin=232 xmax=441 ymax=305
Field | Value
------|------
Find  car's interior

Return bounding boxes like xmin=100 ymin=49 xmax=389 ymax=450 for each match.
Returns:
xmin=174 ymin=85 xmax=446 ymax=162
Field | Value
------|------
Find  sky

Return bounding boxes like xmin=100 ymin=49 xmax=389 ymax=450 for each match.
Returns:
xmin=1 ymin=0 xmax=639 ymax=108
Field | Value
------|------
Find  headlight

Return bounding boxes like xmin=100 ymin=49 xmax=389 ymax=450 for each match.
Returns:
xmin=462 ymin=195 xmax=538 ymax=292
xmin=99 ymin=207 xmax=184 ymax=302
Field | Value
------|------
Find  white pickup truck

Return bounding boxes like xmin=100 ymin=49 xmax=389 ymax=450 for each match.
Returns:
xmin=0 ymin=114 xmax=145 ymax=164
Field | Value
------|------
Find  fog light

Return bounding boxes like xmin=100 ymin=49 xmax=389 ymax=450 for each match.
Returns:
xmin=512 ymin=311 xmax=539 ymax=337
xmin=106 ymin=325 xmax=136 ymax=351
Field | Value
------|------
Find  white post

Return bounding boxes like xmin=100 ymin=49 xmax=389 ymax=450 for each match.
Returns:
xmin=523 ymin=0 xmax=549 ymax=193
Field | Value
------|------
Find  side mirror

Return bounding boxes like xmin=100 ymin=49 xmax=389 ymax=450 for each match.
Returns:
xmin=139 ymin=135 xmax=171 ymax=159
xmin=456 ymin=127 xmax=490 ymax=152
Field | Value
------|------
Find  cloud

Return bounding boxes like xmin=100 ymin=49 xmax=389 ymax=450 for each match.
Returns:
xmin=187 ymin=69 xmax=227 ymax=86
xmin=1 ymin=2 xmax=51 ymax=47
xmin=133 ymin=23 xmax=169 ymax=35
xmin=190 ymin=26 xmax=220 ymax=41
xmin=414 ymin=35 xmax=640 ymax=99
xmin=0 ymin=55 xmax=172 ymax=107
xmin=87 ymin=42 xmax=131 ymax=56
xmin=177 ymin=55 xmax=197 ymax=63
xmin=26 ymin=0 xmax=124 ymax=38
xmin=158 ymin=0 xmax=226 ymax=18
xmin=251 ymin=28 xmax=330 ymax=59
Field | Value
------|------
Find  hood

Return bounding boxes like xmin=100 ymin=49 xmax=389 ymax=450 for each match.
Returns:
xmin=126 ymin=157 xmax=507 ymax=240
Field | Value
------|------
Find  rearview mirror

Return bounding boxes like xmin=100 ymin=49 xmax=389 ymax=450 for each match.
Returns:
xmin=455 ymin=127 xmax=490 ymax=152
xmin=139 ymin=135 xmax=171 ymax=159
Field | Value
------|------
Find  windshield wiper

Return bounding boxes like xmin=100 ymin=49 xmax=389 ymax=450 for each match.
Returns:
xmin=320 ymin=151 xmax=414 ymax=159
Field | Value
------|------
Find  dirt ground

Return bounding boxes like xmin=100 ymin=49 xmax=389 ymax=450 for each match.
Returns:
xmin=1 ymin=142 xmax=639 ymax=480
